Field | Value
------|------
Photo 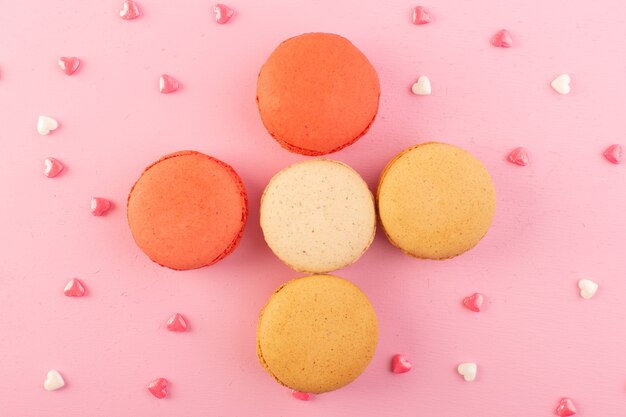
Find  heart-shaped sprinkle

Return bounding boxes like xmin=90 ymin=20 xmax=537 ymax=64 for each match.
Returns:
xmin=166 ymin=313 xmax=188 ymax=332
xmin=159 ymin=74 xmax=179 ymax=94
xmin=64 ymin=278 xmax=86 ymax=297
xmin=91 ymin=197 xmax=112 ymax=216
xmin=603 ymin=144 xmax=623 ymax=164
xmin=58 ymin=57 xmax=80 ymax=75
xmin=214 ymin=4 xmax=234 ymax=24
xmin=578 ymin=279 xmax=598 ymax=299
xmin=463 ymin=293 xmax=484 ymax=312
xmin=555 ymin=398 xmax=577 ymax=416
xmin=44 ymin=158 xmax=64 ymax=178
xmin=551 ymin=74 xmax=571 ymax=95
xmin=507 ymin=147 xmax=530 ymax=166
xmin=292 ymin=390 xmax=313 ymax=401
xmin=147 ymin=378 xmax=168 ymax=399
xmin=492 ymin=29 xmax=513 ymax=48
xmin=120 ymin=0 xmax=140 ymax=20
xmin=391 ymin=354 xmax=412 ymax=373
xmin=37 ymin=115 xmax=58 ymax=135
xmin=411 ymin=75 xmax=431 ymax=95
xmin=44 ymin=370 xmax=65 ymax=391
xmin=412 ymin=6 xmax=431 ymax=25
xmin=457 ymin=362 xmax=477 ymax=382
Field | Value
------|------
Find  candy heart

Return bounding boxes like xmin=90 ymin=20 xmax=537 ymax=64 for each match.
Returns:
xmin=507 ymin=147 xmax=529 ymax=166
xmin=411 ymin=75 xmax=431 ymax=95
xmin=578 ymin=279 xmax=598 ymax=299
xmin=44 ymin=369 xmax=65 ymax=391
xmin=292 ymin=390 xmax=312 ymax=401
xmin=159 ymin=74 xmax=179 ymax=94
xmin=603 ymin=144 xmax=623 ymax=164
xmin=492 ymin=29 xmax=513 ymax=48
xmin=64 ymin=278 xmax=86 ymax=297
xmin=58 ymin=57 xmax=80 ymax=75
xmin=91 ymin=197 xmax=112 ymax=216
xmin=457 ymin=362 xmax=477 ymax=382
xmin=463 ymin=293 xmax=484 ymax=312
xmin=551 ymin=74 xmax=571 ymax=95
xmin=166 ymin=313 xmax=188 ymax=332
xmin=555 ymin=398 xmax=577 ymax=416
xmin=147 ymin=378 xmax=168 ymax=399
xmin=391 ymin=354 xmax=412 ymax=373
xmin=412 ymin=6 xmax=431 ymax=25
xmin=214 ymin=4 xmax=234 ymax=24
xmin=44 ymin=158 xmax=64 ymax=178
xmin=120 ymin=0 xmax=140 ymax=20
xmin=37 ymin=115 xmax=58 ymax=135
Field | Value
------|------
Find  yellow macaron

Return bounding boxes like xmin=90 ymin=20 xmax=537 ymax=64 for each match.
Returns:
xmin=377 ymin=142 xmax=496 ymax=259
xmin=257 ymin=274 xmax=378 ymax=394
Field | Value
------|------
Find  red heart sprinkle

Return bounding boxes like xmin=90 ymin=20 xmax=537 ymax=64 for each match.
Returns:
xmin=603 ymin=144 xmax=622 ymax=164
xmin=507 ymin=147 xmax=529 ymax=166
xmin=120 ymin=0 xmax=140 ymax=20
xmin=214 ymin=4 xmax=234 ymax=24
xmin=292 ymin=390 xmax=312 ymax=401
xmin=463 ymin=293 xmax=484 ymax=312
xmin=58 ymin=57 xmax=80 ymax=75
xmin=555 ymin=398 xmax=576 ymax=416
xmin=159 ymin=74 xmax=179 ymax=94
xmin=391 ymin=354 xmax=412 ymax=373
xmin=44 ymin=158 xmax=64 ymax=178
xmin=147 ymin=378 xmax=168 ymax=399
xmin=166 ymin=313 xmax=188 ymax=332
xmin=91 ymin=197 xmax=112 ymax=216
xmin=412 ymin=6 xmax=431 ymax=25
xmin=64 ymin=278 xmax=86 ymax=297
xmin=492 ymin=29 xmax=513 ymax=48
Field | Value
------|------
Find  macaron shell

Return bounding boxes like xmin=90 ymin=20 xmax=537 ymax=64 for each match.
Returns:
xmin=260 ymin=159 xmax=376 ymax=273
xmin=257 ymin=275 xmax=378 ymax=394
xmin=127 ymin=151 xmax=247 ymax=270
xmin=377 ymin=142 xmax=496 ymax=259
xmin=257 ymin=32 xmax=380 ymax=155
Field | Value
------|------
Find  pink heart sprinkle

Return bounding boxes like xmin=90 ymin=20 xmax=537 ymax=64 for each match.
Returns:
xmin=412 ymin=6 xmax=431 ymax=25
xmin=391 ymin=354 xmax=412 ymax=373
xmin=64 ymin=278 xmax=86 ymax=297
xmin=292 ymin=390 xmax=312 ymax=401
xmin=120 ymin=0 xmax=140 ymax=20
xmin=463 ymin=293 xmax=484 ymax=312
xmin=159 ymin=74 xmax=179 ymax=94
xmin=214 ymin=4 xmax=234 ymax=24
xmin=555 ymin=398 xmax=577 ymax=416
xmin=166 ymin=313 xmax=188 ymax=332
xmin=603 ymin=144 xmax=622 ymax=164
xmin=507 ymin=147 xmax=529 ymax=166
xmin=91 ymin=197 xmax=112 ymax=216
xmin=147 ymin=378 xmax=168 ymax=399
xmin=492 ymin=29 xmax=513 ymax=48
xmin=58 ymin=57 xmax=80 ymax=75
xmin=44 ymin=158 xmax=64 ymax=178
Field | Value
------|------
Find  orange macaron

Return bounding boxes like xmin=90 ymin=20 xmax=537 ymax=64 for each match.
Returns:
xmin=256 ymin=33 xmax=380 ymax=156
xmin=127 ymin=151 xmax=248 ymax=270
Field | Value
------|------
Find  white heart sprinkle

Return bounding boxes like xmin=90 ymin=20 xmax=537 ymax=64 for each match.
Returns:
xmin=551 ymin=74 xmax=571 ymax=95
xmin=44 ymin=369 xmax=65 ymax=391
xmin=578 ymin=279 xmax=598 ymax=299
xmin=457 ymin=362 xmax=477 ymax=382
xmin=37 ymin=116 xmax=59 ymax=135
xmin=411 ymin=75 xmax=431 ymax=95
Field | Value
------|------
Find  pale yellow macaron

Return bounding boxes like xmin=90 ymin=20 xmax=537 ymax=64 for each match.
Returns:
xmin=260 ymin=159 xmax=376 ymax=273
xmin=377 ymin=142 xmax=496 ymax=259
xmin=257 ymin=274 xmax=378 ymax=394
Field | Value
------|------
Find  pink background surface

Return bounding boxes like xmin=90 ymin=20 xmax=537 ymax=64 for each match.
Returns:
xmin=1 ymin=0 xmax=625 ymax=415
